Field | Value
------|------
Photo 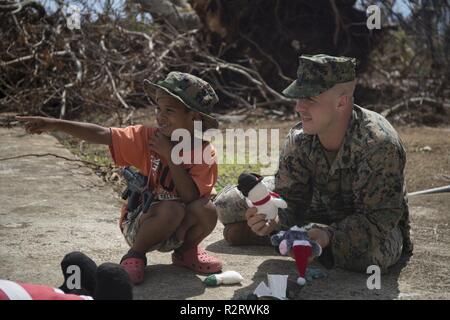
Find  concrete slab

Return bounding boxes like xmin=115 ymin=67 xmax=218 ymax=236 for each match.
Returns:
xmin=1 ymin=127 xmax=449 ymax=299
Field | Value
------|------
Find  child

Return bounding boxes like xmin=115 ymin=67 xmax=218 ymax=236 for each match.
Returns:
xmin=16 ymin=72 xmax=223 ymax=285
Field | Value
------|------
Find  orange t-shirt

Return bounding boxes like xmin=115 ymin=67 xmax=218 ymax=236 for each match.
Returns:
xmin=109 ymin=125 xmax=217 ymax=200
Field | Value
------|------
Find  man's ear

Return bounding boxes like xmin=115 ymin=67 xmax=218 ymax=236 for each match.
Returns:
xmin=337 ymin=95 xmax=349 ymax=110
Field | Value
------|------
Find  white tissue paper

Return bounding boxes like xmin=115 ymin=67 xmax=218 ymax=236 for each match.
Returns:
xmin=253 ymin=274 xmax=288 ymax=300
xmin=254 ymin=281 xmax=272 ymax=297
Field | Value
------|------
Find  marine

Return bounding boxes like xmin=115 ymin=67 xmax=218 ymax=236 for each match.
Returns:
xmin=215 ymin=54 xmax=413 ymax=273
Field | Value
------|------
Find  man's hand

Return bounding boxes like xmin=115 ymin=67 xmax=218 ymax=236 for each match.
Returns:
xmin=148 ymin=129 xmax=173 ymax=160
xmin=16 ymin=116 xmax=57 ymax=134
xmin=245 ymin=207 xmax=278 ymax=236
xmin=286 ymin=228 xmax=330 ymax=262
xmin=307 ymin=228 xmax=330 ymax=249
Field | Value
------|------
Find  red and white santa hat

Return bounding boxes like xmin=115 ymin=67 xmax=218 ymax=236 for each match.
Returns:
xmin=292 ymin=240 xmax=313 ymax=286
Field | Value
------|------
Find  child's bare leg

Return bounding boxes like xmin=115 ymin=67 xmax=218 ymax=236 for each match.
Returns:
xmin=175 ymin=198 xmax=217 ymax=253
xmin=120 ymin=201 xmax=185 ymax=285
xmin=174 ymin=213 xmax=196 ymax=245
xmin=132 ymin=201 xmax=185 ymax=254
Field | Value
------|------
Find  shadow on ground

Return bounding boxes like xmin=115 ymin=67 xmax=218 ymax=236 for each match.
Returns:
xmin=134 ymin=264 xmax=205 ymax=300
xmin=231 ymin=253 xmax=411 ymax=300
xmin=206 ymin=239 xmax=276 ymax=256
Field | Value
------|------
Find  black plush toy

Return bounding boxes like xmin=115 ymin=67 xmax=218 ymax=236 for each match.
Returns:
xmin=0 ymin=252 xmax=133 ymax=300
xmin=59 ymin=251 xmax=133 ymax=300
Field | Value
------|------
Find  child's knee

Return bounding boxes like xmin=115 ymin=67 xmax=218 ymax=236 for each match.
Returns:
xmin=153 ymin=201 xmax=185 ymax=224
xmin=186 ymin=198 xmax=217 ymax=225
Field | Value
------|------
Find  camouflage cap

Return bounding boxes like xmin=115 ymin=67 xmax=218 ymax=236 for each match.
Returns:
xmin=144 ymin=72 xmax=219 ymax=129
xmin=282 ymin=54 xmax=357 ymax=99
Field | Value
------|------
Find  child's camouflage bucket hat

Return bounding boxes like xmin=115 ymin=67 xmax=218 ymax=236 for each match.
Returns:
xmin=144 ymin=72 xmax=219 ymax=130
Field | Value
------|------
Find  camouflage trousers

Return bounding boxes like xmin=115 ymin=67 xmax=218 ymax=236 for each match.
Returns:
xmin=214 ymin=176 xmax=403 ymax=273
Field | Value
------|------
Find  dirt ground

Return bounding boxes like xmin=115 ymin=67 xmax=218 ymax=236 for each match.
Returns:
xmin=0 ymin=123 xmax=449 ymax=300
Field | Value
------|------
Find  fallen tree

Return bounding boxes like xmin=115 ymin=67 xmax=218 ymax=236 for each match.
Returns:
xmin=0 ymin=0 xmax=448 ymax=126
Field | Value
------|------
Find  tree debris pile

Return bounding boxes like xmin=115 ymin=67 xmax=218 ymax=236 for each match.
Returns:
xmin=0 ymin=0 xmax=448 ymax=126
xmin=192 ymin=0 xmax=380 ymax=78
xmin=1 ymin=2 xmax=234 ymax=121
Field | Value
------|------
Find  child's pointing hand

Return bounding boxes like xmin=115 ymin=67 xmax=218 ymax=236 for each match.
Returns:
xmin=16 ymin=116 xmax=56 ymax=134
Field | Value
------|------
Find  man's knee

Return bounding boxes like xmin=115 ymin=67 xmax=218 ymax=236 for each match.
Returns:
xmin=223 ymin=222 xmax=271 ymax=246
xmin=223 ymin=223 xmax=244 ymax=246
xmin=214 ymin=185 xmax=249 ymax=225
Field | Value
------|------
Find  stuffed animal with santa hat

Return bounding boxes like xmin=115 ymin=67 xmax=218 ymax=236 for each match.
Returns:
xmin=237 ymin=173 xmax=287 ymax=221
xmin=270 ymin=226 xmax=322 ymax=286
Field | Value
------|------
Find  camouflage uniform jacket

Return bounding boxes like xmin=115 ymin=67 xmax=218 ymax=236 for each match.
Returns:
xmin=275 ymin=105 xmax=412 ymax=268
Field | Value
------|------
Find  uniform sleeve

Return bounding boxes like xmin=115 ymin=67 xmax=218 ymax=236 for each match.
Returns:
xmin=109 ymin=125 xmax=153 ymax=173
xmin=274 ymin=132 xmax=313 ymax=230
xmin=188 ymin=143 xmax=218 ymax=198
xmin=324 ymin=141 xmax=407 ymax=268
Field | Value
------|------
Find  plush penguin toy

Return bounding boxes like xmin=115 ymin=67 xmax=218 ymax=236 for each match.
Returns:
xmin=0 ymin=252 xmax=132 ymax=300
xmin=270 ymin=226 xmax=322 ymax=286
xmin=237 ymin=173 xmax=287 ymax=220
